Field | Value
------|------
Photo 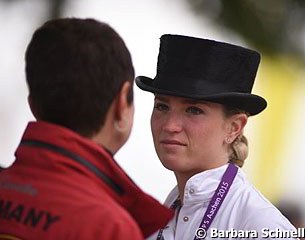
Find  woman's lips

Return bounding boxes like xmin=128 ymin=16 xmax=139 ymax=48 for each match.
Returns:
xmin=160 ymin=139 xmax=187 ymax=146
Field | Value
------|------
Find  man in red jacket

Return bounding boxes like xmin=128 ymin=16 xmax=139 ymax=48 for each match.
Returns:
xmin=0 ymin=18 xmax=173 ymax=239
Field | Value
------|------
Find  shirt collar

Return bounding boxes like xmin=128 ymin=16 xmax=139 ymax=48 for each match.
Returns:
xmin=165 ymin=164 xmax=246 ymax=206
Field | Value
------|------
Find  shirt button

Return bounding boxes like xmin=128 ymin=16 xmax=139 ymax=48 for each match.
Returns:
xmin=183 ymin=216 xmax=189 ymax=222
xmin=189 ymin=188 xmax=195 ymax=194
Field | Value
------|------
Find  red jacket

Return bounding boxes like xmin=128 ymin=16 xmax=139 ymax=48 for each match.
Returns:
xmin=0 ymin=121 xmax=173 ymax=239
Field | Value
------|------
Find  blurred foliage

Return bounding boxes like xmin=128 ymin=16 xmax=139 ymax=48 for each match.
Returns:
xmin=48 ymin=0 xmax=66 ymax=19
xmin=186 ymin=0 xmax=305 ymax=59
xmin=0 ymin=0 xmax=66 ymax=19
xmin=1 ymin=0 xmax=304 ymax=59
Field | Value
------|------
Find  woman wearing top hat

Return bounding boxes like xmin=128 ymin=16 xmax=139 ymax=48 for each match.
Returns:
xmin=136 ymin=35 xmax=297 ymax=240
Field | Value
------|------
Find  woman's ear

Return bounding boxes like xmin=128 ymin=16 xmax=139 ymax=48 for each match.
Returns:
xmin=227 ymin=113 xmax=248 ymax=141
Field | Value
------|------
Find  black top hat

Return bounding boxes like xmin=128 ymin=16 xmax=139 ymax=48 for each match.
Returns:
xmin=136 ymin=34 xmax=267 ymax=115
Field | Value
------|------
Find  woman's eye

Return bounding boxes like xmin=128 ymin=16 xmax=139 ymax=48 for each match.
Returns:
xmin=186 ymin=106 xmax=204 ymax=115
xmin=154 ymin=103 xmax=169 ymax=112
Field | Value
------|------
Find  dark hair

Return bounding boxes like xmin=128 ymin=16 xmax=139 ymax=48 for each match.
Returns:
xmin=25 ymin=18 xmax=134 ymax=137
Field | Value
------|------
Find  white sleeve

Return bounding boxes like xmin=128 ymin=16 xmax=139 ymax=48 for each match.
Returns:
xmin=242 ymin=207 xmax=299 ymax=240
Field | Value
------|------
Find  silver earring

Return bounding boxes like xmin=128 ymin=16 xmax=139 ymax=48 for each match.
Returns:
xmin=225 ymin=136 xmax=232 ymax=144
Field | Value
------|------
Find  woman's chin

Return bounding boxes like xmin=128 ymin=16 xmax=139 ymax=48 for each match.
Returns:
xmin=160 ymin=159 xmax=189 ymax=172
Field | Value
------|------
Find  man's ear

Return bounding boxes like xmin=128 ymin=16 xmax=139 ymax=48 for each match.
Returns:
xmin=227 ymin=113 xmax=248 ymax=140
xmin=113 ymin=81 xmax=134 ymax=129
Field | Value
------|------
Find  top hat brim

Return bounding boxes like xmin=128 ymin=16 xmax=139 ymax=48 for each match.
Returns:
xmin=136 ymin=76 xmax=267 ymax=116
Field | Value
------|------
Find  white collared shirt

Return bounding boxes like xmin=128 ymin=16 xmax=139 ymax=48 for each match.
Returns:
xmin=147 ymin=164 xmax=297 ymax=240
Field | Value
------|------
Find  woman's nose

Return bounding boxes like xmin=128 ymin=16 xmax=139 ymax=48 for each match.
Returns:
xmin=162 ymin=113 xmax=183 ymax=133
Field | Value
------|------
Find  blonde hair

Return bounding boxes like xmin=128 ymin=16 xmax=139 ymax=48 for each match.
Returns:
xmin=223 ymin=106 xmax=249 ymax=168
xmin=229 ymin=135 xmax=248 ymax=167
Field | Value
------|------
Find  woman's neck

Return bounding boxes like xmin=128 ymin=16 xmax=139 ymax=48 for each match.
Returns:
xmin=174 ymin=172 xmax=190 ymax=204
xmin=174 ymin=161 xmax=228 ymax=204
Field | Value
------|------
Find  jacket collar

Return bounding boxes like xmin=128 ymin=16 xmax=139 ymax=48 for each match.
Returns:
xmin=16 ymin=121 xmax=173 ymax=237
